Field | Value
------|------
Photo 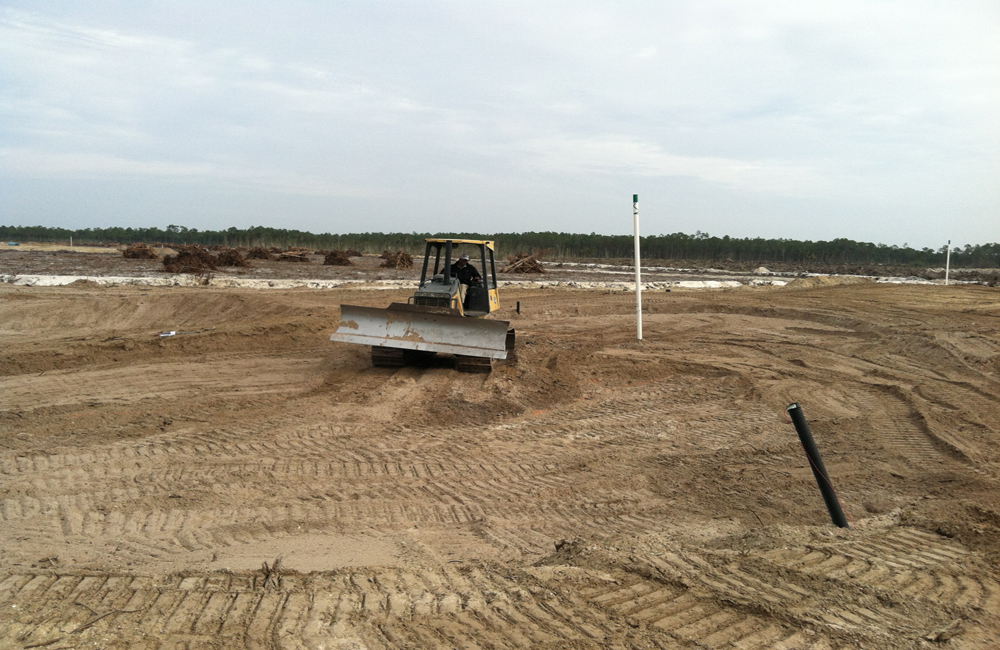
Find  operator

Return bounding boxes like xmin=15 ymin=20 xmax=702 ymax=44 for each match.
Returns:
xmin=450 ymin=253 xmax=482 ymax=306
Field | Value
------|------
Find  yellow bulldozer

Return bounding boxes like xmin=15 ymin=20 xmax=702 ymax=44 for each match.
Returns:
xmin=330 ymin=238 xmax=514 ymax=372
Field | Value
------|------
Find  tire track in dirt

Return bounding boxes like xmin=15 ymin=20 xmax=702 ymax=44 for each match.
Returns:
xmin=0 ymin=566 xmax=629 ymax=649
xmin=583 ymin=526 xmax=999 ymax=647
xmin=585 ymin=578 xmax=830 ymax=649
xmin=757 ymin=527 xmax=1000 ymax=612
xmin=1 ymin=373 xmax=770 ymax=489
xmin=849 ymin=386 xmax=970 ymax=470
xmin=1 ymin=385 xmax=789 ymax=579
xmin=14 ymin=496 xmax=671 ymax=562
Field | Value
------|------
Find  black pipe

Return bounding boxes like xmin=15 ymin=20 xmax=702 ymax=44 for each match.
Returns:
xmin=787 ymin=403 xmax=850 ymax=529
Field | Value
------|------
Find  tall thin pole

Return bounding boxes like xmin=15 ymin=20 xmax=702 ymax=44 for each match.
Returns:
xmin=945 ymin=240 xmax=951 ymax=286
xmin=633 ymin=194 xmax=642 ymax=341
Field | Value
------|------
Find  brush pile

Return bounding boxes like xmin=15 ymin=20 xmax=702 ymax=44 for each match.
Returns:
xmin=500 ymin=252 xmax=545 ymax=273
xmin=246 ymin=246 xmax=273 ymax=260
xmin=277 ymin=250 xmax=311 ymax=262
xmin=122 ymin=243 xmax=159 ymax=259
xmin=379 ymin=250 xmax=414 ymax=269
xmin=216 ymin=248 xmax=250 ymax=267
xmin=162 ymin=246 xmax=218 ymax=274
xmin=323 ymin=250 xmax=354 ymax=266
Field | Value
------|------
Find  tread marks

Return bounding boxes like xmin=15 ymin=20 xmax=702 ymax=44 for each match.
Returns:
xmin=584 ymin=575 xmax=805 ymax=649
xmin=744 ymin=527 xmax=998 ymax=636
xmin=246 ymin=591 xmax=289 ymax=646
xmin=853 ymin=389 xmax=964 ymax=469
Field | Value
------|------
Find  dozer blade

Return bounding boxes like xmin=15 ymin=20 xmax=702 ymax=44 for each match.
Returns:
xmin=331 ymin=304 xmax=509 ymax=360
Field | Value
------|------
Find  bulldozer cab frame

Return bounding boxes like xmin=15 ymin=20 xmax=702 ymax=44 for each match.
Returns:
xmin=415 ymin=239 xmax=499 ymax=317
xmin=329 ymin=237 xmax=512 ymax=372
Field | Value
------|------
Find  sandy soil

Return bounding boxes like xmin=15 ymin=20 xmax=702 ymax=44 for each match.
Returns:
xmin=1 ymin=250 xmax=1000 ymax=649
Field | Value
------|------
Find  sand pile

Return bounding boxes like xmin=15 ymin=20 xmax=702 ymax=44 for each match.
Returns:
xmin=785 ymin=275 xmax=876 ymax=289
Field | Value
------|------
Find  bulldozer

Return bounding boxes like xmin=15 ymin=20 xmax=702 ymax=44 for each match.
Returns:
xmin=329 ymin=239 xmax=513 ymax=373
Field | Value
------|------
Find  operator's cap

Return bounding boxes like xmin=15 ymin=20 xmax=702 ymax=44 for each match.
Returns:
xmin=459 ymin=254 xmax=469 ymax=260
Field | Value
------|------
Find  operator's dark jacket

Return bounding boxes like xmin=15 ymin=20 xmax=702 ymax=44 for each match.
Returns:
xmin=450 ymin=261 xmax=481 ymax=285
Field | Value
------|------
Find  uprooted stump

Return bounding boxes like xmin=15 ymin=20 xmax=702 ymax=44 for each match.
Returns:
xmin=217 ymin=248 xmax=250 ymax=267
xmin=259 ymin=556 xmax=284 ymax=589
xmin=246 ymin=246 xmax=273 ymax=260
xmin=380 ymin=250 xmax=414 ymax=269
xmin=162 ymin=246 xmax=218 ymax=274
xmin=122 ymin=243 xmax=159 ymax=260
xmin=277 ymin=251 xmax=311 ymax=262
xmin=344 ymin=249 xmax=362 ymax=258
xmin=501 ymin=253 xmax=545 ymax=273
xmin=323 ymin=250 xmax=354 ymax=266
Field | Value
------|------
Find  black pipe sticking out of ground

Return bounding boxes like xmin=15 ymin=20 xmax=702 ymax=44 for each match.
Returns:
xmin=787 ymin=402 xmax=850 ymax=529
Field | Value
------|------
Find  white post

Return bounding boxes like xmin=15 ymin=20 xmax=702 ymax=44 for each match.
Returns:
xmin=70 ymin=236 xmax=73 ymax=247
xmin=633 ymin=194 xmax=642 ymax=340
xmin=944 ymin=240 xmax=951 ymax=286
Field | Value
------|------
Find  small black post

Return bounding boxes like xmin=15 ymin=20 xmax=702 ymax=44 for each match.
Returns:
xmin=516 ymin=301 xmax=521 ymax=314
xmin=787 ymin=403 xmax=850 ymax=529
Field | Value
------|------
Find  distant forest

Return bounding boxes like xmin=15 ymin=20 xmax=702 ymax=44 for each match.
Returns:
xmin=2 ymin=224 xmax=998 ymax=267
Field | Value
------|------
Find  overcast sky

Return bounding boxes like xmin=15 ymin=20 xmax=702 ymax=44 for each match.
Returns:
xmin=1 ymin=1 xmax=997 ymax=248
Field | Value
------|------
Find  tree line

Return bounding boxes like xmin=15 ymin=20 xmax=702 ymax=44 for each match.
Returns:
xmin=2 ymin=224 xmax=997 ymax=267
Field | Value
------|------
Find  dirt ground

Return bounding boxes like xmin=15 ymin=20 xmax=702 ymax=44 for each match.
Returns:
xmin=2 ymin=249 xmax=1000 ymax=649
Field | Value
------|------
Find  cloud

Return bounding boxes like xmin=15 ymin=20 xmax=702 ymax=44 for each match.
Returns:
xmin=513 ymin=136 xmax=826 ymax=194
xmin=0 ymin=148 xmax=369 ymax=198
xmin=0 ymin=2 xmax=997 ymax=246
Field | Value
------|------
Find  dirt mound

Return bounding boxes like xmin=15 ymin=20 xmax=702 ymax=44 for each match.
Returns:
xmin=344 ymin=249 xmax=362 ymax=258
xmin=217 ymin=248 xmax=250 ymax=267
xmin=379 ymin=250 xmax=413 ymax=269
xmin=785 ymin=275 xmax=876 ymax=289
xmin=122 ymin=242 xmax=159 ymax=259
xmin=501 ymin=252 xmax=545 ymax=273
xmin=246 ymin=246 xmax=273 ymax=260
xmin=952 ymin=269 xmax=1000 ymax=286
xmin=323 ymin=250 xmax=354 ymax=266
xmin=162 ymin=245 xmax=218 ymax=274
xmin=64 ymin=278 xmax=105 ymax=289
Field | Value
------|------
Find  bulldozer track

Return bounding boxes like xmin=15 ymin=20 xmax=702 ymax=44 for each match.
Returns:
xmin=5 ymin=524 xmax=993 ymax=650
xmin=850 ymin=388 xmax=973 ymax=470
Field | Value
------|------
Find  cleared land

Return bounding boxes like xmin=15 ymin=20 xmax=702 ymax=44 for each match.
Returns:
xmin=1 ymin=249 xmax=1000 ymax=649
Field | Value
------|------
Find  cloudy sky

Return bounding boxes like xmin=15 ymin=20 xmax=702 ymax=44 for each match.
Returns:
xmin=1 ymin=1 xmax=997 ymax=248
